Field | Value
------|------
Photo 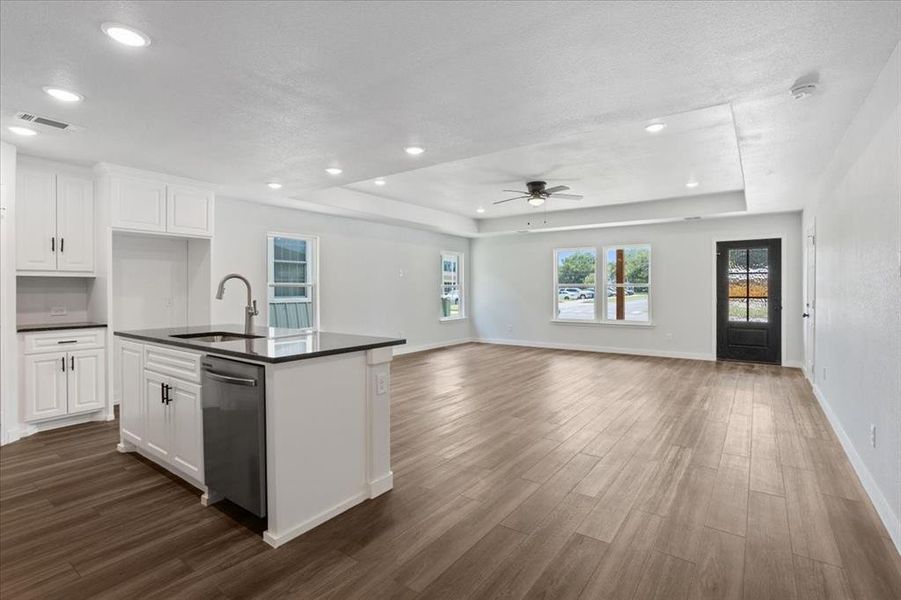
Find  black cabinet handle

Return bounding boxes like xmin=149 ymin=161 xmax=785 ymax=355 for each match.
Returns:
xmin=802 ymin=313 xmax=810 ymax=318
xmin=60 ymin=238 xmax=64 ymax=253
xmin=57 ymin=340 xmax=77 ymax=344
xmin=51 ymin=237 xmax=55 ymax=252
xmin=61 ymin=356 xmax=65 ymax=372
xmin=160 ymin=384 xmax=165 ymax=404
xmin=70 ymin=356 xmax=75 ymax=371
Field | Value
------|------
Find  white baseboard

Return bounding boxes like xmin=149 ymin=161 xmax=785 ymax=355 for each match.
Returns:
xmin=476 ymin=337 xmax=716 ymax=362
xmin=808 ymin=377 xmax=901 ymax=553
xmin=394 ymin=337 xmax=475 ymax=356
xmin=369 ymin=472 xmax=394 ymax=498
xmin=263 ymin=490 xmax=369 ymax=548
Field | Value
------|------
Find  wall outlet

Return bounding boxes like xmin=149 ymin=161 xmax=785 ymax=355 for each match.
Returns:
xmin=398 ymin=268 xmax=405 ymax=278
xmin=376 ymin=373 xmax=387 ymax=395
xmin=664 ymin=332 xmax=674 ymax=341
xmin=50 ymin=306 xmax=67 ymax=316
xmin=870 ymin=424 xmax=876 ymax=448
xmin=506 ymin=324 xmax=513 ymax=334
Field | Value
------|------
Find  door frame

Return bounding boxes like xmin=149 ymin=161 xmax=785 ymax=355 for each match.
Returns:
xmin=710 ymin=234 xmax=787 ymax=366
xmin=805 ymin=221 xmax=816 ymax=380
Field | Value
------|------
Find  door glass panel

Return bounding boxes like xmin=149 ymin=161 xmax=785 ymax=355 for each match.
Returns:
xmin=748 ymin=272 xmax=768 ymax=297
xmin=748 ymin=298 xmax=768 ymax=322
xmin=748 ymin=248 xmax=768 ymax=271
xmin=729 ymin=298 xmax=748 ymax=321
xmin=728 ymin=274 xmax=747 ymax=297
xmin=728 ymin=249 xmax=747 ymax=272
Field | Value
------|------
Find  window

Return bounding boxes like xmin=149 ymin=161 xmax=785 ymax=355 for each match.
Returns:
xmin=728 ymin=247 xmax=768 ymax=322
xmin=440 ymin=251 xmax=464 ymax=320
xmin=267 ymin=234 xmax=317 ymax=329
xmin=553 ymin=244 xmax=651 ymax=324
xmin=554 ymin=248 xmax=597 ymax=320
xmin=604 ymin=245 xmax=651 ymax=322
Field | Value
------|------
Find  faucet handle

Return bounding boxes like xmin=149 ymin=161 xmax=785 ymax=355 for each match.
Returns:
xmin=250 ymin=299 xmax=259 ymax=316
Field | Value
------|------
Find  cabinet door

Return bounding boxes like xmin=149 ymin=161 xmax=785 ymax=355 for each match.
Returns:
xmin=56 ymin=175 xmax=95 ymax=272
xmin=143 ymin=371 xmax=171 ymax=462
xmin=24 ymin=352 xmax=68 ymax=421
xmin=169 ymin=380 xmax=204 ymax=483
xmin=16 ymin=168 xmax=57 ymax=271
xmin=111 ymin=175 xmax=167 ymax=232
xmin=166 ymin=184 xmax=213 ymax=237
xmin=119 ymin=341 xmax=145 ymax=446
xmin=67 ymin=349 xmax=105 ymax=414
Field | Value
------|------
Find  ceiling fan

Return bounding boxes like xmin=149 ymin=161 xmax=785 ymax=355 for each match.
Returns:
xmin=494 ymin=181 xmax=583 ymax=207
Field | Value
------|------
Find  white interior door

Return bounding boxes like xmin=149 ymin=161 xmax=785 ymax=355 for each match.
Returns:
xmin=805 ymin=224 xmax=817 ymax=379
xmin=67 ymin=349 xmax=105 ymax=414
xmin=24 ymin=352 xmax=68 ymax=421
xmin=56 ymin=175 xmax=95 ymax=272
xmin=15 ymin=168 xmax=57 ymax=271
xmin=169 ymin=380 xmax=204 ymax=483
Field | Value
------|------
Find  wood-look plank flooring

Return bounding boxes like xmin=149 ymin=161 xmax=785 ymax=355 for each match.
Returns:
xmin=2 ymin=343 xmax=899 ymax=599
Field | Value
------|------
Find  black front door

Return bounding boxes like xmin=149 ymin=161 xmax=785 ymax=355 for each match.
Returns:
xmin=716 ymin=239 xmax=782 ymax=364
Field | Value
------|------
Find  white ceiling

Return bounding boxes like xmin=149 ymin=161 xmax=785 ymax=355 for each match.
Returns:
xmin=1 ymin=1 xmax=899 ymax=233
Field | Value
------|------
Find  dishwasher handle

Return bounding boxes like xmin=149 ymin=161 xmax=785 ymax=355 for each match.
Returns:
xmin=204 ymin=369 xmax=258 ymax=387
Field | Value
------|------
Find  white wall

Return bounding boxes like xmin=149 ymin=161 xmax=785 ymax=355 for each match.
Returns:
xmin=472 ymin=212 xmax=804 ymax=365
xmin=16 ymin=277 xmax=90 ymax=325
xmin=804 ymin=42 xmax=901 ymax=548
xmin=0 ymin=141 xmax=17 ymax=444
xmin=212 ymin=197 xmax=474 ymax=352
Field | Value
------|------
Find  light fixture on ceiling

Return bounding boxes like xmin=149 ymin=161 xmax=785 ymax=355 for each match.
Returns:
xmin=644 ymin=122 xmax=666 ymax=133
xmin=43 ymin=87 xmax=83 ymax=102
xmin=374 ymin=178 xmax=386 ymax=186
xmin=476 ymin=207 xmax=485 ymax=214
xmin=686 ymin=180 xmax=700 ymax=189
xmin=267 ymin=182 xmax=283 ymax=190
xmin=790 ymin=83 xmax=818 ymax=100
xmin=8 ymin=126 xmax=37 ymax=136
xmin=527 ymin=197 xmax=545 ymax=207
xmin=325 ymin=167 xmax=343 ymax=175
xmin=404 ymin=146 xmax=424 ymax=156
xmin=102 ymin=22 xmax=151 ymax=47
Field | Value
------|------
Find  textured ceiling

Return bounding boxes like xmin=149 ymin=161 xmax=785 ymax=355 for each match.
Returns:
xmin=1 ymin=1 xmax=899 ymax=230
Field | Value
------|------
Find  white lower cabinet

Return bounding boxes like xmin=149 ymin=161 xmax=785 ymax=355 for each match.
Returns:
xmin=21 ymin=329 xmax=107 ymax=423
xmin=118 ymin=340 xmax=204 ymax=486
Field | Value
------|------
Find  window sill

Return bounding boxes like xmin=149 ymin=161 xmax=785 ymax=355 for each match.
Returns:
xmin=550 ymin=319 xmax=655 ymax=328
xmin=440 ymin=316 xmax=468 ymax=323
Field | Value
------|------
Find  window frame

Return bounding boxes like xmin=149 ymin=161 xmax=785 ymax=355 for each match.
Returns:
xmin=553 ymin=247 xmax=599 ymax=322
xmin=439 ymin=250 xmax=465 ymax=321
xmin=551 ymin=244 xmax=653 ymax=326
xmin=266 ymin=232 xmax=319 ymax=331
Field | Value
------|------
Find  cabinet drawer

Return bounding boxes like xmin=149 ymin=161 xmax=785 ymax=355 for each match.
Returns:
xmin=144 ymin=343 xmax=202 ymax=383
xmin=23 ymin=328 xmax=106 ymax=354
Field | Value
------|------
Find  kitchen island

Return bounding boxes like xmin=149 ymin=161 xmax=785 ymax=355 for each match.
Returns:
xmin=114 ymin=325 xmax=405 ymax=548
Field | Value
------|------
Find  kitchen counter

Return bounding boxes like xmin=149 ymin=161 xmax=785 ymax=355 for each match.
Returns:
xmin=18 ymin=321 xmax=108 ymax=333
xmin=114 ymin=324 xmax=405 ymax=363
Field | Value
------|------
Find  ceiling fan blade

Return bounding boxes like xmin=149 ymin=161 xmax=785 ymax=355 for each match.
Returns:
xmin=502 ymin=189 xmax=529 ymax=194
xmin=551 ymin=193 xmax=583 ymax=200
xmin=543 ymin=185 xmax=570 ymax=195
xmin=493 ymin=195 xmax=528 ymax=205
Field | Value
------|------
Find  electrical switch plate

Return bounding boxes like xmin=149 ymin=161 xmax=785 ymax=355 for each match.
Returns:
xmin=50 ymin=306 xmax=67 ymax=316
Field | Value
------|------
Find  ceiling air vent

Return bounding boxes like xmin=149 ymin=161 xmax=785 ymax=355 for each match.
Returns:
xmin=15 ymin=112 xmax=83 ymax=132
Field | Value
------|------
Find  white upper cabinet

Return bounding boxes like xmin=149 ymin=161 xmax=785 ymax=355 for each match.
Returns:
xmin=15 ymin=167 xmax=57 ymax=271
xmin=56 ymin=175 xmax=95 ymax=272
xmin=111 ymin=175 xmax=167 ymax=232
xmin=107 ymin=168 xmax=213 ymax=238
xmin=167 ymin=184 xmax=213 ymax=237
xmin=16 ymin=166 xmax=94 ymax=274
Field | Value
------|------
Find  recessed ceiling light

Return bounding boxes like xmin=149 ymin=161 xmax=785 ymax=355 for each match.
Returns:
xmin=374 ymin=178 xmax=386 ymax=186
xmin=267 ymin=182 xmax=283 ymax=189
xmin=101 ymin=22 xmax=151 ymax=47
xmin=686 ymin=180 xmax=700 ymax=188
xmin=476 ymin=207 xmax=485 ymax=214
xmin=325 ymin=167 xmax=343 ymax=175
xmin=645 ymin=122 xmax=666 ymax=133
xmin=404 ymin=146 xmax=424 ymax=156
xmin=43 ymin=87 xmax=83 ymax=102
xmin=8 ymin=126 xmax=37 ymax=136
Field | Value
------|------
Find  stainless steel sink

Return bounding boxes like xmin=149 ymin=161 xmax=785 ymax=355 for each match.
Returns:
xmin=170 ymin=332 xmax=264 ymax=343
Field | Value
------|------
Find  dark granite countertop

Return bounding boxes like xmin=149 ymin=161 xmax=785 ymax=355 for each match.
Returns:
xmin=18 ymin=322 xmax=108 ymax=333
xmin=114 ymin=324 xmax=405 ymax=364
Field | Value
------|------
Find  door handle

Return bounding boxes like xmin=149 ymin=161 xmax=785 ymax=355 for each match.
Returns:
xmin=70 ymin=356 xmax=75 ymax=371
xmin=163 ymin=384 xmax=172 ymax=405
xmin=204 ymin=370 xmax=257 ymax=386
xmin=51 ymin=237 xmax=55 ymax=252
xmin=60 ymin=237 xmax=64 ymax=253
xmin=160 ymin=384 xmax=165 ymax=404
xmin=61 ymin=356 xmax=65 ymax=372
xmin=802 ymin=313 xmax=810 ymax=318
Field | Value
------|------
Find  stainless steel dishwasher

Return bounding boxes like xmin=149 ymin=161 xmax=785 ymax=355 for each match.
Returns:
xmin=201 ymin=355 xmax=267 ymax=517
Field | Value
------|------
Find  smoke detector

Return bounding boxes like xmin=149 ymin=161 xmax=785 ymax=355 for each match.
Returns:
xmin=15 ymin=112 xmax=83 ymax=132
xmin=790 ymin=83 xmax=818 ymax=100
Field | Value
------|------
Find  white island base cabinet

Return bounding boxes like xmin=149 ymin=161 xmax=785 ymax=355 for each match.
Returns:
xmin=117 ymin=341 xmax=205 ymax=487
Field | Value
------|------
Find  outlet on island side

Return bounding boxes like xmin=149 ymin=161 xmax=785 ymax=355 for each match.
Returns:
xmin=376 ymin=373 xmax=387 ymax=395
xmin=870 ymin=424 xmax=876 ymax=448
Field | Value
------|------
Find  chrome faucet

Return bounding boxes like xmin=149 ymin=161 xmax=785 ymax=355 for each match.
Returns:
xmin=215 ymin=274 xmax=259 ymax=335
